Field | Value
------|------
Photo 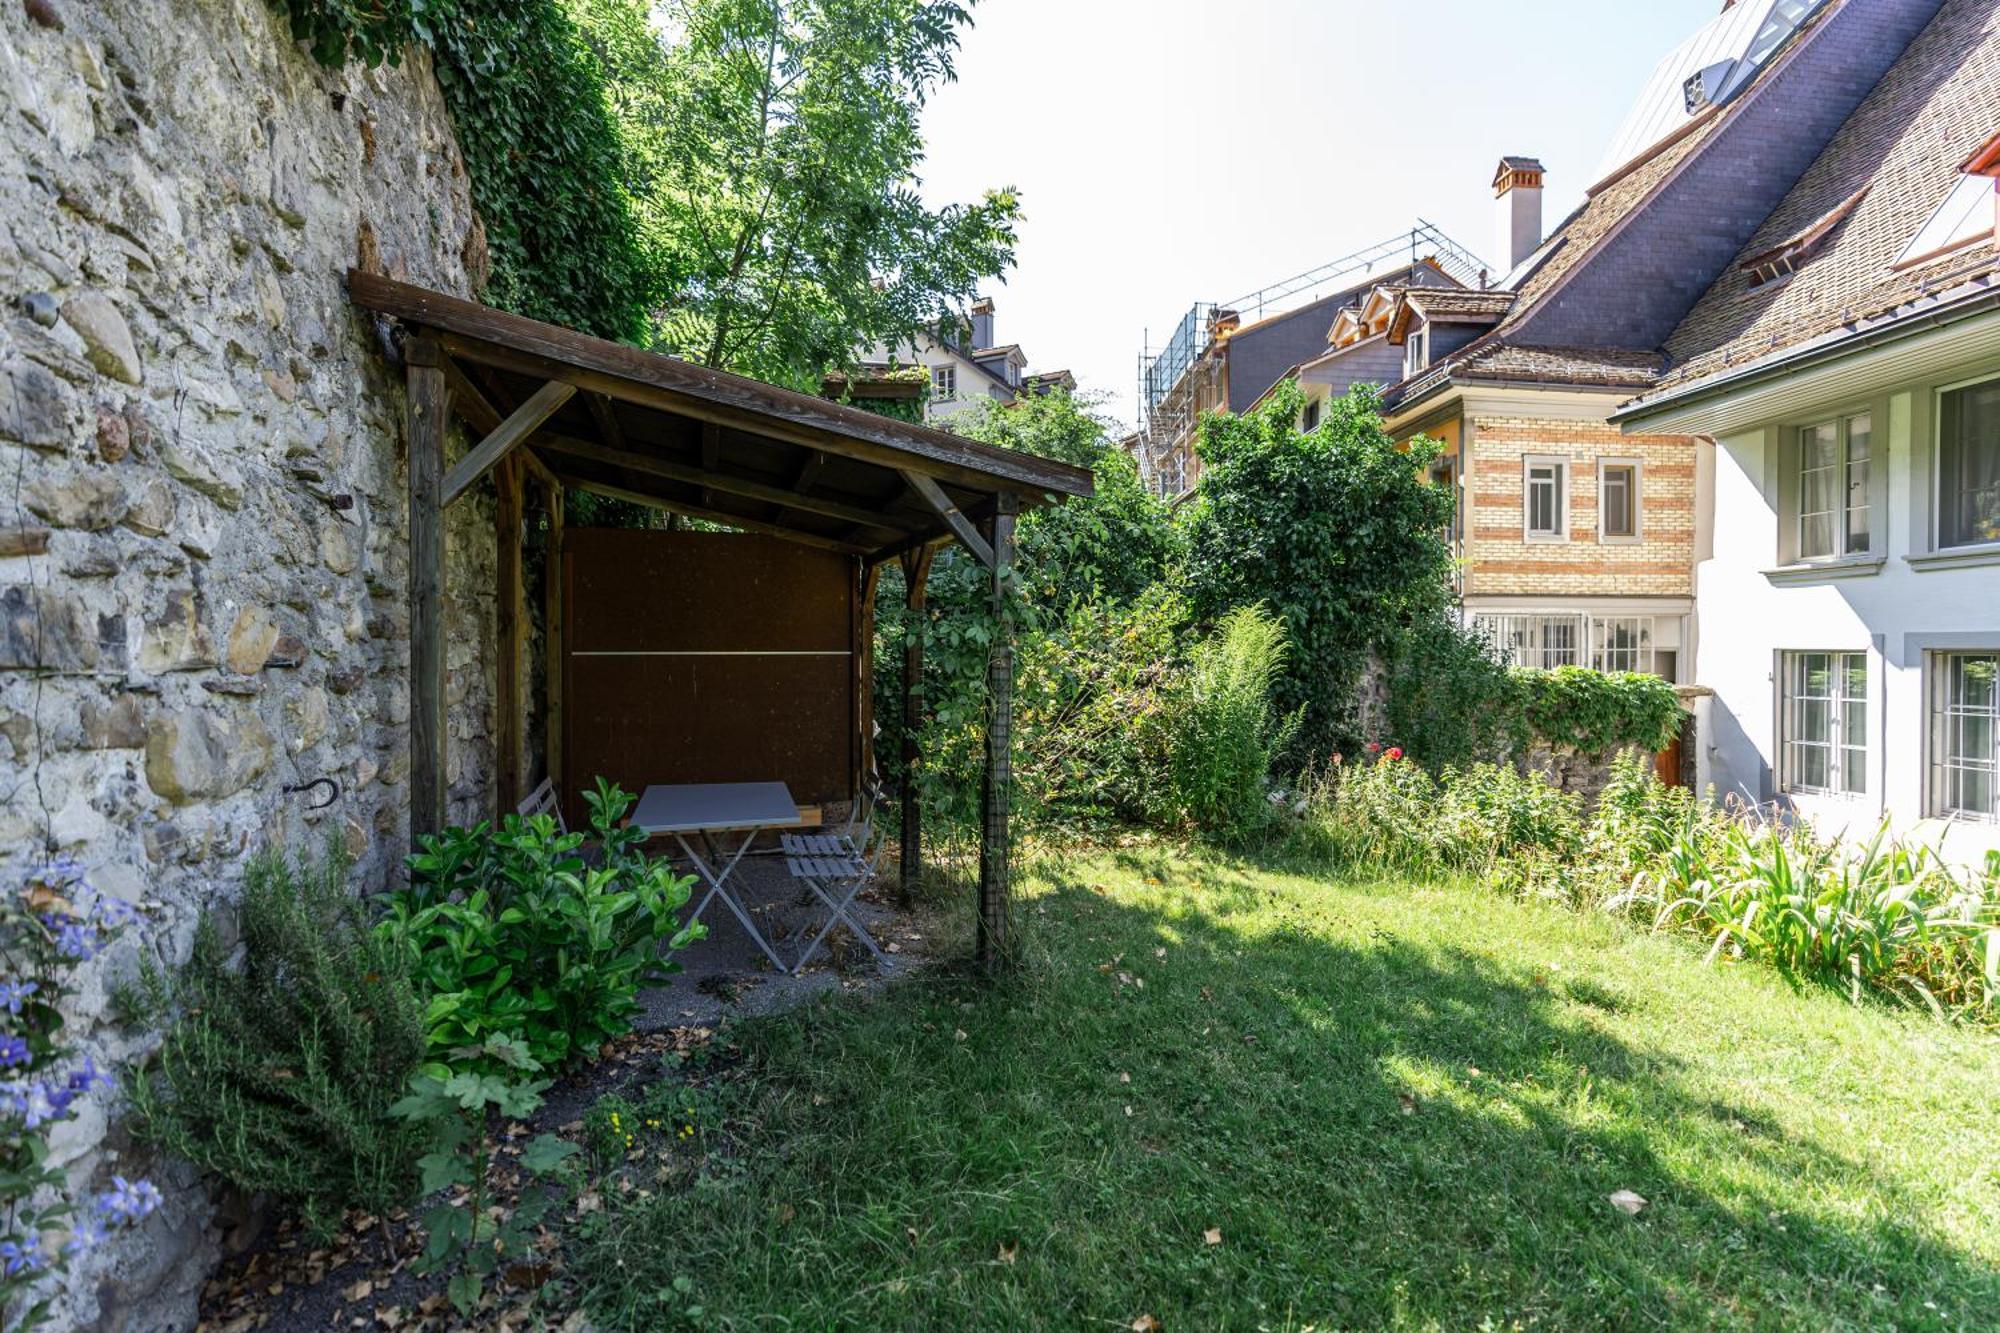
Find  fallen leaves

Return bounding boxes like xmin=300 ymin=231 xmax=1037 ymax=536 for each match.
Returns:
xmin=997 ymin=1241 xmax=1019 ymax=1266
xmin=1132 ymin=1316 xmax=1162 ymax=1333
xmin=1203 ymin=1227 xmax=1223 ymax=1246
xmin=1608 ymin=1189 xmax=1648 ymax=1216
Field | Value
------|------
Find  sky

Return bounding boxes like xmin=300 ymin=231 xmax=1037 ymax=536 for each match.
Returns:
xmin=913 ymin=0 xmax=1722 ymax=429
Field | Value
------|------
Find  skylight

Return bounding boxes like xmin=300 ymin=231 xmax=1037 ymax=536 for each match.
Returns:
xmin=1594 ymin=0 xmax=1829 ymax=186
xmin=1895 ymin=174 xmax=1995 ymax=267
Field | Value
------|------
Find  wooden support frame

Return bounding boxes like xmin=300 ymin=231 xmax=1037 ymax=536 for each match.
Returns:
xmin=407 ymin=335 xmax=450 ymax=841
xmin=557 ymin=477 xmax=871 ymax=555
xmin=898 ymin=544 xmax=936 ymax=897
xmin=544 ymin=474 xmax=566 ymax=809
xmin=495 ymin=455 xmax=525 ymax=813
xmin=856 ymin=560 xmax=880 ymax=797
xmin=976 ymin=493 xmax=1018 ymax=968
xmin=441 ymin=379 xmax=575 ymax=507
xmin=901 ymin=469 xmax=994 ymax=569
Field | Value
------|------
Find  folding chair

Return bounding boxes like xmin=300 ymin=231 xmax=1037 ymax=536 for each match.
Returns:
xmin=785 ymin=773 xmax=892 ymax=974
xmin=517 ymin=776 xmax=567 ymax=832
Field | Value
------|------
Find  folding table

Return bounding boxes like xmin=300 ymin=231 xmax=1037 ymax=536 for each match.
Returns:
xmin=632 ymin=781 xmax=805 ymax=973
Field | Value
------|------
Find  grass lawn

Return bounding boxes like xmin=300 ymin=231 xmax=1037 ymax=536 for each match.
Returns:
xmin=572 ymin=846 xmax=2000 ymax=1330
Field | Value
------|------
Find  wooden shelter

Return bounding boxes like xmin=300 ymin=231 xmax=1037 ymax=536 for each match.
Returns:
xmin=348 ymin=272 xmax=1093 ymax=967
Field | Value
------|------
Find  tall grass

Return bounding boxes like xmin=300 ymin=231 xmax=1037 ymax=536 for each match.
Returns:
xmin=1156 ymin=605 xmax=1299 ymax=845
xmin=1295 ymin=752 xmax=2000 ymax=1019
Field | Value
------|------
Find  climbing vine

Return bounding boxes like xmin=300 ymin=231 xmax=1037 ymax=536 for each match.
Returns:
xmin=269 ymin=0 xmax=663 ymax=342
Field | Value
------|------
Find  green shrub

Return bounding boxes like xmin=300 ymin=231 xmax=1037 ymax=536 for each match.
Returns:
xmin=128 ymin=842 xmax=428 ymax=1238
xmin=1381 ymin=614 xmax=1520 ymax=769
xmin=1156 ymin=606 xmax=1299 ymax=845
xmin=1514 ymin=667 xmax=1683 ymax=755
xmin=378 ymin=781 xmax=702 ymax=1071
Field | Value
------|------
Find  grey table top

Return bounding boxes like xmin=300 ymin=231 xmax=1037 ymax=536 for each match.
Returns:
xmin=631 ymin=781 xmax=804 ymax=835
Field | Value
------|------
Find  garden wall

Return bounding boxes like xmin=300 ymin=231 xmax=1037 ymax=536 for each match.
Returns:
xmin=0 ymin=1 xmax=493 ymax=1324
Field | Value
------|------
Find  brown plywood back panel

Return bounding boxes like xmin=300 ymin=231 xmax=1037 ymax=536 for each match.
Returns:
xmin=563 ymin=529 xmax=856 ymax=823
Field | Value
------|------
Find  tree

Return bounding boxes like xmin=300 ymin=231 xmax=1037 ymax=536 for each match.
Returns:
xmin=575 ymin=0 xmax=1022 ymax=386
xmin=1181 ymin=381 xmax=1456 ymax=759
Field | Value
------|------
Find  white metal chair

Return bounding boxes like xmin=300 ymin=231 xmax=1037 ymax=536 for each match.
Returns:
xmin=518 ymin=776 xmax=567 ymax=833
xmin=784 ymin=773 xmax=892 ymax=974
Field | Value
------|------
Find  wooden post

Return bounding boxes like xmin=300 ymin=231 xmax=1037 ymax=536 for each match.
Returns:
xmin=977 ymin=494 xmax=1018 ymax=969
xmin=407 ymin=334 xmax=450 ymax=841
xmin=544 ymin=476 xmax=566 ymax=813
xmin=495 ymin=455 xmax=524 ymax=815
xmin=856 ymin=559 xmax=881 ymax=797
xmin=898 ymin=545 xmax=935 ymax=898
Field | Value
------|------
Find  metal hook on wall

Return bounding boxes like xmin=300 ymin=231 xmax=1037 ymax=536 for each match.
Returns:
xmin=283 ymin=777 xmax=341 ymax=811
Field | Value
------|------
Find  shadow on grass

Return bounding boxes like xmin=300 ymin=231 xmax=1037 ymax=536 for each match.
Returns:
xmin=568 ymin=852 xmax=2000 ymax=1331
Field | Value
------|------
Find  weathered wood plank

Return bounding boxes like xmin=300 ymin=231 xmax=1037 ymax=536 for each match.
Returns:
xmin=977 ymin=494 xmax=1018 ymax=969
xmin=555 ymin=476 xmax=872 ymax=555
xmin=495 ymin=455 xmax=524 ymax=815
xmin=441 ymin=379 xmax=575 ymax=507
xmin=347 ymin=270 xmax=1093 ymax=499
xmin=442 ymin=358 xmax=503 ymax=436
xmin=585 ymin=390 xmax=625 ymax=450
xmin=545 ymin=476 xmax=565 ymax=811
xmin=856 ymin=559 xmax=880 ymax=800
xmin=901 ymin=469 xmax=993 ymax=569
xmin=537 ymin=432 xmax=916 ymax=534
xmin=407 ymin=335 xmax=450 ymax=841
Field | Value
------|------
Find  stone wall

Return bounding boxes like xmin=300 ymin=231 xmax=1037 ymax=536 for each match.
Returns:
xmin=1 ymin=1 xmax=496 ymax=1324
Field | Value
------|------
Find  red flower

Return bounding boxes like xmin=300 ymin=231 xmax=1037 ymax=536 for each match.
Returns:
xmin=1385 ymin=747 xmax=1404 ymax=761
xmin=1365 ymin=742 xmax=1382 ymax=754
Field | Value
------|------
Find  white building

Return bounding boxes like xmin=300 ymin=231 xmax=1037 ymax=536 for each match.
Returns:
xmin=860 ymin=297 xmax=1073 ymax=424
xmin=1616 ymin=4 xmax=2000 ymax=862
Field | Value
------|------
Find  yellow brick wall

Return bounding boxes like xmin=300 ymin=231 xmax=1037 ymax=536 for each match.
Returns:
xmin=1464 ymin=416 xmax=1695 ymax=597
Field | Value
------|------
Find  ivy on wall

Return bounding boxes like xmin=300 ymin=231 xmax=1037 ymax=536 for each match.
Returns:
xmin=269 ymin=0 xmax=662 ymax=342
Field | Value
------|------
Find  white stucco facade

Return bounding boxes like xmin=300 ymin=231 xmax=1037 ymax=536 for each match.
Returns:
xmin=1669 ymin=320 xmax=2000 ymax=866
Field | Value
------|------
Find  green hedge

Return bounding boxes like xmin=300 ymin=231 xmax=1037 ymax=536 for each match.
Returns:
xmin=1513 ymin=667 xmax=1683 ymax=755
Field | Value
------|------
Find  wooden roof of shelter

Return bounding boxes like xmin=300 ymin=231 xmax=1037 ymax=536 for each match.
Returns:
xmin=347 ymin=272 xmax=1093 ymax=566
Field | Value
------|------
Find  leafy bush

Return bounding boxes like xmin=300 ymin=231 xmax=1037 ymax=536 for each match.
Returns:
xmin=1183 ymin=382 xmax=1456 ymax=759
xmin=378 ymin=782 xmax=701 ymax=1071
xmin=1382 ymin=615 xmax=1521 ymax=769
xmin=128 ymin=842 xmax=425 ymax=1239
xmin=1157 ymin=606 xmax=1300 ymax=845
xmin=1515 ymin=666 xmax=1683 ymax=755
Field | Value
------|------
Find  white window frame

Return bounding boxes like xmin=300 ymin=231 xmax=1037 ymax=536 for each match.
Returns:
xmin=932 ymin=364 xmax=957 ymax=401
xmin=1404 ymin=326 xmax=1429 ymax=380
xmin=1597 ymin=457 xmax=1643 ymax=544
xmin=1779 ymin=651 xmax=1868 ymax=799
xmin=1523 ymin=456 xmax=1568 ymax=542
xmin=1301 ymin=398 xmax=1322 ymax=433
xmin=1928 ymin=650 xmax=2000 ymax=823
xmin=1470 ymin=612 xmax=1661 ymax=676
xmin=1933 ymin=373 xmax=2000 ymax=553
xmin=1787 ymin=411 xmax=1873 ymax=562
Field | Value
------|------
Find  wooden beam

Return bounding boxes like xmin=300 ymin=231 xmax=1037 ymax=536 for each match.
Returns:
xmin=350 ymin=269 xmax=1094 ymax=498
xmin=515 ymin=444 xmax=560 ymax=492
xmin=866 ymin=529 xmax=955 ymax=569
xmin=441 ymin=379 xmax=576 ymax=506
xmin=585 ymin=390 xmax=625 ymax=449
xmin=545 ymin=475 xmax=565 ymax=815
xmin=556 ymin=476 xmax=872 ymax=555
xmin=977 ymin=493 xmax=1019 ymax=970
xmin=442 ymin=358 xmax=503 ymax=435
xmin=898 ymin=543 xmax=936 ymax=899
xmin=407 ymin=334 xmax=450 ymax=841
xmin=901 ymin=469 xmax=993 ymax=569
xmin=856 ymin=560 xmax=881 ymax=796
xmin=793 ymin=452 xmax=826 ymax=494
xmin=495 ymin=455 xmax=525 ymax=815
xmin=536 ymin=432 xmax=916 ymax=534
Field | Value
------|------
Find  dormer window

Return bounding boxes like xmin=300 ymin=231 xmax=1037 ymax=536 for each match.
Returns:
xmin=1895 ymin=173 xmax=1996 ymax=269
xmin=1742 ymin=187 xmax=1868 ymax=288
xmin=1403 ymin=325 xmax=1429 ymax=379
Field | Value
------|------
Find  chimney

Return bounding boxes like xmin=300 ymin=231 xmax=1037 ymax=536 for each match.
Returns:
xmin=1493 ymin=156 xmax=1546 ymax=273
xmin=970 ymin=297 xmax=995 ymax=350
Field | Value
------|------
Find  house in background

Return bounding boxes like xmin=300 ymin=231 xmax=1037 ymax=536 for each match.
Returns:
xmin=1614 ymin=0 xmax=2000 ymax=858
xmin=1132 ymin=230 xmax=1484 ymax=497
xmin=861 ymin=296 xmax=1072 ymax=425
xmin=1374 ymin=0 xmax=1949 ymax=686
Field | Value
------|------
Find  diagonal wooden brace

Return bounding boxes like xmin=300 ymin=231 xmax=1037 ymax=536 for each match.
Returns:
xmin=441 ymin=379 xmax=576 ymax=506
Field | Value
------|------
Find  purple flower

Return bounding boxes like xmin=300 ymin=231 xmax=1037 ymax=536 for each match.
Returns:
xmin=95 ymin=1177 xmax=161 ymax=1225
xmin=0 ymin=1035 xmax=28 ymax=1070
xmin=92 ymin=896 xmax=137 ymax=929
xmin=0 ymin=1239 xmax=43 ymax=1276
xmin=63 ymin=1057 xmax=110 ymax=1098
xmin=0 ymin=981 xmax=36 ymax=1015
xmin=62 ymin=1214 xmax=108 ymax=1257
xmin=51 ymin=919 xmax=100 ymax=962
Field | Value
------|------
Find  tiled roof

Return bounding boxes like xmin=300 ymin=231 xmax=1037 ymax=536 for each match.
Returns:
xmin=1456 ymin=341 xmax=1665 ymax=386
xmin=1403 ymin=289 xmax=1517 ymax=322
xmin=1652 ymin=0 xmax=2000 ymax=392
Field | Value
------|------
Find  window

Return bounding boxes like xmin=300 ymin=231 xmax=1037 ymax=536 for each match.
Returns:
xmin=1403 ymin=326 xmax=1428 ymax=380
xmin=1472 ymin=613 xmax=1661 ymax=675
xmin=1896 ymin=172 xmax=1995 ymax=267
xmin=1599 ymin=460 xmax=1640 ymax=540
xmin=1780 ymin=652 xmax=1867 ymax=797
xmin=932 ymin=365 xmax=957 ymax=400
xmin=1938 ymin=378 xmax=2000 ymax=549
xmin=1524 ymin=458 xmax=1567 ymax=540
xmin=1301 ymin=399 xmax=1322 ymax=433
xmin=1930 ymin=652 xmax=1999 ymax=821
xmin=1795 ymin=413 xmax=1871 ymax=560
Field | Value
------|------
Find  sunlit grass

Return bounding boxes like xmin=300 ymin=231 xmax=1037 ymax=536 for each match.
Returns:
xmin=570 ymin=844 xmax=2000 ymax=1330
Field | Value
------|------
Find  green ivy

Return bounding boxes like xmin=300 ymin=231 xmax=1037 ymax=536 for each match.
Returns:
xmin=270 ymin=0 xmax=662 ymax=342
xmin=1514 ymin=667 xmax=1683 ymax=756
